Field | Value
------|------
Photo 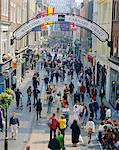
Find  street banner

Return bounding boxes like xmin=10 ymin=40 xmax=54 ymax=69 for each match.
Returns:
xmin=14 ymin=14 xmax=109 ymax=42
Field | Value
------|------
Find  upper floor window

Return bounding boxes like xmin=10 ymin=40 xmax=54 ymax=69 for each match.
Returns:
xmin=2 ymin=0 xmax=8 ymax=16
xmin=112 ymin=0 xmax=119 ymax=21
xmin=10 ymin=2 xmax=16 ymax=23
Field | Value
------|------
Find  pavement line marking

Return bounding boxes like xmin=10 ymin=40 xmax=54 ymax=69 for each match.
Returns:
xmin=96 ymin=135 xmax=103 ymax=150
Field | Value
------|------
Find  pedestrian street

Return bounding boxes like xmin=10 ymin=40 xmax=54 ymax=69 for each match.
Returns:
xmin=25 ymin=67 xmax=102 ymax=150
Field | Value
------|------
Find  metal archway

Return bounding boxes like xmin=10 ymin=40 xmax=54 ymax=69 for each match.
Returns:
xmin=13 ymin=14 xmax=109 ymax=43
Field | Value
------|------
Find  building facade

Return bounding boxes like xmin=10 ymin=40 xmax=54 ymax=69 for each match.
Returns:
xmin=0 ymin=0 xmax=12 ymax=90
xmin=96 ymin=0 xmax=113 ymax=103
xmin=0 ymin=0 xmax=37 ymax=91
xmin=108 ymin=0 xmax=119 ymax=108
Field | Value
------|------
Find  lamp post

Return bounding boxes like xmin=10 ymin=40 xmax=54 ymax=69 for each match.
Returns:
xmin=3 ymin=68 xmax=9 ymax=150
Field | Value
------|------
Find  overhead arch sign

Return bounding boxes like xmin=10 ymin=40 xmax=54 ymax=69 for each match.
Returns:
xmin=14 ymin=14 xmax=109 ymax=42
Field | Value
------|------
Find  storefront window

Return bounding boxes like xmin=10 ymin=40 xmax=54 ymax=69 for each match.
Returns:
xmin=110 ymin=69 xmax=119 ymax=108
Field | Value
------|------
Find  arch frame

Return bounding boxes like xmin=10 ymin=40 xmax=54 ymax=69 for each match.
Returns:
xmin=13 ymin=13 xmax=109 ymax=43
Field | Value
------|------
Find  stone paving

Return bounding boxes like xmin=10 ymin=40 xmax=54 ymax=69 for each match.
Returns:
xmin=0 ymin=69 xmax=44 ymax=150
xmin=0 ymin=61 xmax=118 ymax=150
xmin=26 ymin=72 xmax=102 ymax=150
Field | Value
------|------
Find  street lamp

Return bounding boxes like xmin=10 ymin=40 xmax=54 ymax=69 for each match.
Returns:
xmin=3 ymin=68 xmax=9 ymax=150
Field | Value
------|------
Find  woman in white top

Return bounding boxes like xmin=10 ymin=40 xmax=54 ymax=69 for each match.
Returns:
xmin=106 ymin=107 xmax=111 ymax=118
xmin=98 ymin=121 xmax=105 ymax=142
xmin=73 ymin=102 xmax=80 ymax=121
xmin=86 ymin=118 xmax=95 ymax=144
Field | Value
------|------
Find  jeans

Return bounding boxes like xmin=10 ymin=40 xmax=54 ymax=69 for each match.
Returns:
xmin=94 ymin=111 xmax=97 ymax=119
xmin=27 ymin=96 xmax=31 ymax=106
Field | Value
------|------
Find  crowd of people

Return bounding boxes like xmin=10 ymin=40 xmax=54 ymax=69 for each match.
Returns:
xmin=0 ymin=45 xmax=119 ymax=150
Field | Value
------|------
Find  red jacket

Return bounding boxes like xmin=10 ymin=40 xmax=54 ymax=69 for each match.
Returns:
xmin=80 ymin=86 xmax=85 ymax=94
xmin=49 ymin=117 xmax=59 ymax=130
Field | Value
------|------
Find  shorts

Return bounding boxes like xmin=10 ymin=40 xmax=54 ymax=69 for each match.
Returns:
xmin=11 ymin=124 xmax=18 ymax=134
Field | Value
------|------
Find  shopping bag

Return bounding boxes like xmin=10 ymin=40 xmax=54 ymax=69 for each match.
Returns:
xmin=79 ymin=135 xmax=84 ymax=143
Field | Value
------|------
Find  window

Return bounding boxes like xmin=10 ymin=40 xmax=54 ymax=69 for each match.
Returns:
xmin=2 ymin=0 xmax=8 ymax=16
xmin=10 ymin=2 xmax=16 ymax=23
xmin=1 ymin=31 xmax=8 ymax=54
xmin=103 ymin=2 xmax=107 ymax=23
xmin=113 ymin=0 xmax=119 ymax=21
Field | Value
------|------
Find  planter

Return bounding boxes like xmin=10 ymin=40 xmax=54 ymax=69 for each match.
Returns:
xmin=0 ymin=88 xmax=15 ymax=109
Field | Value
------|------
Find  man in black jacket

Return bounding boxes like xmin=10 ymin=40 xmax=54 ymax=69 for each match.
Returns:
xmin=89 ymin=100 xmax=94 ymax=120
xmin=48 ymin=134 xmax=60 ymax=150
xmin=15 ymin=88 xmax=22 ymax=109
xmin=34 ymin=99 xmax=42 ymax=120
xmin=74 ymin=91 xmax=80 ymax=103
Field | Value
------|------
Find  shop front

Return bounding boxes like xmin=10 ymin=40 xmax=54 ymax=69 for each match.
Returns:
xmin=0 ymin=59 xmax=14 ymax=92
xmin=109 ymin=68 xmax=119 ymax=108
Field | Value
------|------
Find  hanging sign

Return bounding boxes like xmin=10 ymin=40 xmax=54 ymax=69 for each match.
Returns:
xmin=14 ymin=14 xmax=109 ymax=42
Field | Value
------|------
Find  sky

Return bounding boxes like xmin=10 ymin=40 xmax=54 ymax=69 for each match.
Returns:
xmin=75 ymin=0 xmax=83 ymax=3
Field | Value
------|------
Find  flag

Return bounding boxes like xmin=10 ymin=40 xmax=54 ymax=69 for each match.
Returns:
xmin=47 ymin=7 xmax=54 ymax=26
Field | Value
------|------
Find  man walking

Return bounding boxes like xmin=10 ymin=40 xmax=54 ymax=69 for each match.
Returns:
xmin=49 ymin=113 xmax=59 ymax=140
xmin=9 ymin=112 xmax=20 ymax=140
xmin=80 ymin=83 xmax=85 ymax=102
xmin=27 ymin=86 xmax=32 ymax=106
xmin=99 ymin=87 xmax=105 ymax=103
xmin=34 ymin=99 xmax=42 ymax=120
xmin=15 ymin=88 xmax=22 ymax=109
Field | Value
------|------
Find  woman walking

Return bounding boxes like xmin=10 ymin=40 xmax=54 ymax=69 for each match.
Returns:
xmin=82 ymin=106 xmax=88 ymax=126
xmin=70 ymin=120 xmax=81 ymax=147
xmin=59 ymin=115 xmax=66 ymax=137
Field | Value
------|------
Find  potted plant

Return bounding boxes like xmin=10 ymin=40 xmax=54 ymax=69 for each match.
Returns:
xmin=0 ymin=88 xmax=15 ymax=109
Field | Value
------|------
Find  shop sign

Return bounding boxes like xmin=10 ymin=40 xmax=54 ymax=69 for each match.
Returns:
xmin=14 ymin=14 xmax=109 ymax=42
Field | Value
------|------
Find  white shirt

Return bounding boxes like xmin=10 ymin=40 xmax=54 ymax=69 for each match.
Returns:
xmin=86 ymin=121 xmax=95 ymax=133
xmin=98 ymin=125 xmax=104 ymax=132
xmin=73 ymin=104 xmax=80 ymax=115
xmin=79 ymin=105 xmax=84 ymax=113
xmin=106 ymin=109 xmax=111 ymax=118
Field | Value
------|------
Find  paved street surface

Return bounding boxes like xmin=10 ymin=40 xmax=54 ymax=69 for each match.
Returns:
xmin=0 ymin=60 xmax=118 ymax=150
xmin=0 ymin=69 xmax=43 ymax=150
xmin=26 ymin=71 xmax=102 ymax=150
